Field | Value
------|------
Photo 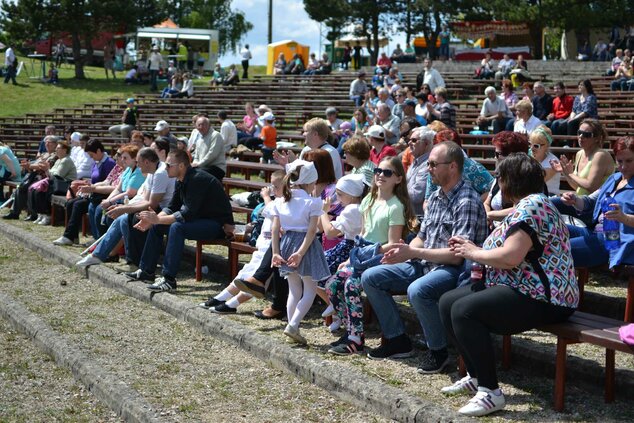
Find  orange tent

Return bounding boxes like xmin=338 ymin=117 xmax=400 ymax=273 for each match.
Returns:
xmin=154 ymin=19 xmax=179 ymax=29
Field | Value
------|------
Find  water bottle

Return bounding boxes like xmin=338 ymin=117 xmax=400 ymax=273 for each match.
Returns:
xmin=602 ymin=195 xmax=621 ymax=251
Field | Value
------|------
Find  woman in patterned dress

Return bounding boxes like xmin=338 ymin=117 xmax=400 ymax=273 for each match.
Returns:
xmin=438 ymin=153 xmax=579 ymax=417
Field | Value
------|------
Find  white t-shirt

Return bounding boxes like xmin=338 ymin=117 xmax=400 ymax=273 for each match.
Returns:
xmin=71 ymin=146 xmax=94 ymax=179
xmin=240 ymin=48 xmax=252 ymax=60
xmin=270 ymin=189 xmax=323 ymax=231
xmin=299 ymin=143 xmax=343 ymax=180
xmin=138 ymin=162 xmax=176 ymax=209
xmin=541 ymin=152 xmax=561 ymax=195
xmin=480 ymin=97 xmax=512 ymax=118
xmin=331 ymin=204 xmax=362 ymax=240
xmin=514 ymin=115 xmax=542 ymax=135
xmin=220 ymin=120 xmax=238 ymax=152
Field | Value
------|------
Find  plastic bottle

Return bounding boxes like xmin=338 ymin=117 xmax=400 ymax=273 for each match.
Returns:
xmin=601 ymin=195 xmax=621 ymax=251
xmin=471 ymin=262 xmax=484 ymax=283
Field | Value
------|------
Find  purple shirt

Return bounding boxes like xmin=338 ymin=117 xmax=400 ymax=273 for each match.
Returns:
xmin=91 ymin=154 xmax=116 ymax=184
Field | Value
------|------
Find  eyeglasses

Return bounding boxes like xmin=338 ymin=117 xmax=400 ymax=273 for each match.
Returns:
xmin=408 ymin=137 xmax=421 ymax=143
xmin=427 ymin=161 xmax=451 ymax=169
xmin=494 ymin=151 xmax=506 ymax=159
xmin=165 ymin=162 xmax=173 ymax=169
xmin=373 ymin=167 xmax=395 ymax=177
xmin=530 ymin=143 xmax=545 ymax=149
xmin=577 ymin=130 xmax=594 ymax=138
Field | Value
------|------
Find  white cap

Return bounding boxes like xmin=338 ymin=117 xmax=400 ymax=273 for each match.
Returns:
xmin=285 ymin=160 xmax=318 ymax=186
xmin=335 ymin=174 xmax=367 ymax=197
xmin=70 ymin=132 xmax=82 ymax=143
xmin=260 ymin=112 xmax=275 ymax=121
xmin=154 ymin=120 xmax=169 ymax=131
xmin=366 ymin=125 xmax=385 ymax=139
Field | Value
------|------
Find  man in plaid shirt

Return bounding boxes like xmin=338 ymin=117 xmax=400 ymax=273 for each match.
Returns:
xmin=362 ymin=141 xmax=488 ymax=373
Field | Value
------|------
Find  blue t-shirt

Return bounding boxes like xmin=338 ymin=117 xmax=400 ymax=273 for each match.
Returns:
xmin=120 ymin=166 xmax=145 ymax=192
xmin=0 ymin=145 xmax=22 ymax=182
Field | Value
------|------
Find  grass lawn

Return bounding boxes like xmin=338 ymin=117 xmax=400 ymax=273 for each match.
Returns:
xmin=0 ymin=53 xmax=266 ymax=118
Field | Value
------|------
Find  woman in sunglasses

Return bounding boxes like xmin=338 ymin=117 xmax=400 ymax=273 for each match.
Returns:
xmin=550 ymin=118 xmax=614 ymax=197
xmin=529 ymin=126 xmax=561 ymax=195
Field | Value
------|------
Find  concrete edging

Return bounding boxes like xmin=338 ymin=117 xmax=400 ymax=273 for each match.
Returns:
xmin=0 ymin=221 xmax=467 ymax=423
xmin=0 ymin=291 xmax=163 ymax=423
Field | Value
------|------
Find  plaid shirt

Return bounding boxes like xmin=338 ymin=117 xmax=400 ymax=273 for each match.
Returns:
xmin=418 ymin=179 xmax=488 ymax=271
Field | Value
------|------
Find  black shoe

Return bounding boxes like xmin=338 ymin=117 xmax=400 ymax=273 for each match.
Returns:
xmin=198 ymin=297 xmax=225 ymax=309
xmin=124 ymin=269 xmax=155 ymax=282
xmin=233 ymin=278 xmax=265 ymax=299
xmin=417 ymin=348 xmax=450 ymax=374
xmin=210 ymin=303 xmax=237 ymax=314
xmin=23 ymin=214 xmax=37 ymax=222
xmin=367 ymin=334 xmax=414 ymax=360
xmin=147 ymin=276 xmax=176 ymax=292
xmin=103 ymin=255 xmax=120 ymax=263
xmin=254 ymin=307 xmax=285 ymax=320
xmin=329 ymin=333 xmax=349 ymax=347
xmin=328 ymin=339 xmax=364 ymax=356
xmin=2 ymin=213 xmax=19 ymax=220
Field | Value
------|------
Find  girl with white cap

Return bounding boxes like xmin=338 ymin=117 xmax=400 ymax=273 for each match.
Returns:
xmin=270 ymin=160 xmax=330 ymax=344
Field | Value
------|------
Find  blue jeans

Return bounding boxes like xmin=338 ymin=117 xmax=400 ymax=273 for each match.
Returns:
xmin=93 ymin=214 xmax=130 ymax=260
xmin=350 ymin=95 xmax=363 ymax=107
xmin=361 ymin=262 xmax=461 ymax=349
xmin=139 ymin=219 xmax=224 ymax=279
xmin=567 ymin=225 xmax=609 ymax=268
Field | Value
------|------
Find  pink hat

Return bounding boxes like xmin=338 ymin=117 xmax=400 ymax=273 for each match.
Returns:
xmin=619 ymin=324 xmax=634 ymax=345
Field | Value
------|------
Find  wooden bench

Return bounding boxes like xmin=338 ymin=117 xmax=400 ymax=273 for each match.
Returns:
xmin=49 ymin=194 xmax=88 ymax=235
xmin=228 ymin=241 xmax=257 ymax=279
xmin=576 ymin=265 xmax=634 ymax=323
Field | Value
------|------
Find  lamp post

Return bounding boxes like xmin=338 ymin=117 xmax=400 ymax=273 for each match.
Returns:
xmin=268 ymin=0 xmax=273 ymax=44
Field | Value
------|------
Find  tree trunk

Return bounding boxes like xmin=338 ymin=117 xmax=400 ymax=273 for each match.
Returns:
xmin=71 ymin=31 xmax=85 ymax=79
xmin=371 ymin=14 xmax=379 ymax=65
xmin=530 ymin=22 xmax=543 ymax=59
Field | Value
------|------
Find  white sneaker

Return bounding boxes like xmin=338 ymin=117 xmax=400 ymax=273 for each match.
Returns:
xmin=38 ymin=215 xmax=51 ymax=225
xmin=33 ymin=214 xmax=43 ymax=224
xmin=76 ymin=254 xmax=103 ymax=268
xmin=458 ymin=387 xmax=505 ymax=417
xmin=321 ymin=303 xmax=335 ymax=318
xmin=53 ymin=236 xmax=74 ymax=246
xmin=283 ymin=324 xmax=307 ymax=345
xmin=441 ymin=375 xmax=478 ymax=395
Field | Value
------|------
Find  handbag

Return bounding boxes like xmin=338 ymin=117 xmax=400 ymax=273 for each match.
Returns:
xmin=51 ymin=176 xmax=70 ymax=195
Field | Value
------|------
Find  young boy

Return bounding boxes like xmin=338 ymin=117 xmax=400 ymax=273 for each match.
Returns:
xmin=259 ymin=112 xmax=277 ymax=163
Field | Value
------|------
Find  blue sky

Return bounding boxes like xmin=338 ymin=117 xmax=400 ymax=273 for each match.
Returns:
xmin=219 ymin=0 xmax=322 ymax=66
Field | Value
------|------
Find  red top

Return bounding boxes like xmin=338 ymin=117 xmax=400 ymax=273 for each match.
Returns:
xmin=260 ymin=125 xmax=277 ymax=149
xmin=377 ymin=56 xmax=392 ymax=67
xmin=370 ymin=144 xmax=397 ymax=165
xmin=552 ymin=95 xmax=574 ymax=120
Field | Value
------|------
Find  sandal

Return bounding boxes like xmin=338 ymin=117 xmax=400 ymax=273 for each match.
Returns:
xmin=234 ymin=278 xmax=265 ymax=299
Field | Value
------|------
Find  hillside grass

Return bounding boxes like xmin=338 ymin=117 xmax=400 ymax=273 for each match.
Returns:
xmin=0 ymin=53 xmax=266 ymax=118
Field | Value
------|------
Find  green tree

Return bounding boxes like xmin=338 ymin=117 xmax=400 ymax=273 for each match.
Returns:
xmin=304 ymin=0 xmax=398 ymax=65
xmin=0 ymin=0 xmax=163 ymax=79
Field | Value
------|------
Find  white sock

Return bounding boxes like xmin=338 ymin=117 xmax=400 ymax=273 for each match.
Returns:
xmin=225 ymin=297 xmax=240 ymax=309
xmin=214 ymin=289 xmax=233 ymax=301
xmin=289 ymin=276 xmax=316 ymax=328
xmin=348 ymin=334 xmax=361 ymax=344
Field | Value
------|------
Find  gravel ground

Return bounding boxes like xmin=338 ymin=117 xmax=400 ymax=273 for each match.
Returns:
xmin=3 ymin=219 xmax=634 ymax=421
xmin=0 ymin=235 xmax=389 ymax=423
xmin=0 ymin=318 xmax=121 ymax=423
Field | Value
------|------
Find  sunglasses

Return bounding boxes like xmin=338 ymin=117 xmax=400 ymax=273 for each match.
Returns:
xmin=494 ymin=151 xmax=506 ymax=159
xmin=530 ymin=143 xmax=545 ymax=149
xmin=577 ymin=130 xmax=594 ymax=138
xmin=428 ymin=161 xmax=451 ymax=169
xmin=373 ymin=167 xmax=395 ymax=177
xmin=165 ymin=162 xmax=174 ymax=169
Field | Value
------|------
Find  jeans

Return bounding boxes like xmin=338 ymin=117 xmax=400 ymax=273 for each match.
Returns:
xmin=88 ymin=202 xmax=110 ymax=240
xmin=361 ymin=261 xmax=461 ymax=349
xmin=125 ymin=213 xmax=147 ymax=266
xmin=139 ymin=219 xmax=224 ymax=279
xmin=149 ymin=69 xmax=159 ymax=91
xmin=550 ymin=118 xmax=569 ymax=136
xmin=93 ymin=214 xmax=128 ymax=260
xmin=63 ymin=197 xmax=90 ymax=240
xmin=567 ymin=225 xmax=610 ymax=268
xmin=4 ymin=64 xmax=16 ymax=84
xmin=108 ymin=124 xmax=135 ymax=140
xmin=350 ymin=95 xmax=363 ymax=107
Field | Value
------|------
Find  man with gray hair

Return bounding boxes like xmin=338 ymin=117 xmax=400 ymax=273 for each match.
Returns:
xmin=476 ymin=86 xmax=512 ymax=134
xmin=531 ymin=82 xmax=553 ymax=123
xmin=190 ymin=116 xmax=226 ymax=180
xmin=375 ymin=103 xmax=401 ymax=145
xmin=349 ymin=70 xmax=368 ymax=107
xmin=406 ymin=126 xmax=435 ymax=218
xmin=376 ymin=87 xmax=395 ymax=109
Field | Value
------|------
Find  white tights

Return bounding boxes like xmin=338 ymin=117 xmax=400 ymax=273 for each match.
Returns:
xmin=286 ymin=273 xmax=316 ymax=328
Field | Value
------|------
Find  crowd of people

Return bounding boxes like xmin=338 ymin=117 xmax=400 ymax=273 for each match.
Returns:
xmin=2 ymin=53 xmax=634 ymax=418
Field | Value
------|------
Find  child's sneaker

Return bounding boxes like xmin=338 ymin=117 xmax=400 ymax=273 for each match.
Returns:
xmin=328 ymin=339 xmax=364 ymax=356
xmin=458 ymin=387 xmax=505 ymax=417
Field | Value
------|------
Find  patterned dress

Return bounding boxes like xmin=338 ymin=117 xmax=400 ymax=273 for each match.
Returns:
xmin=483 ymin=193 xmax=579 ymax=308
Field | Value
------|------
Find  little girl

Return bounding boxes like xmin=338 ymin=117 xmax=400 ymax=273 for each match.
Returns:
xmin=327 ymin=156 xmax=415 ymax=355
xmin=271 ymin=160 xmax=330 ymax=344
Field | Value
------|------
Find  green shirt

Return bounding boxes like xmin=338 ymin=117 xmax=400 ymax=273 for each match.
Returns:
xmin=50 ymin=156 xmax=77 ymax=181
xmin=359 ymin=194 xmax=405 ymax=244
